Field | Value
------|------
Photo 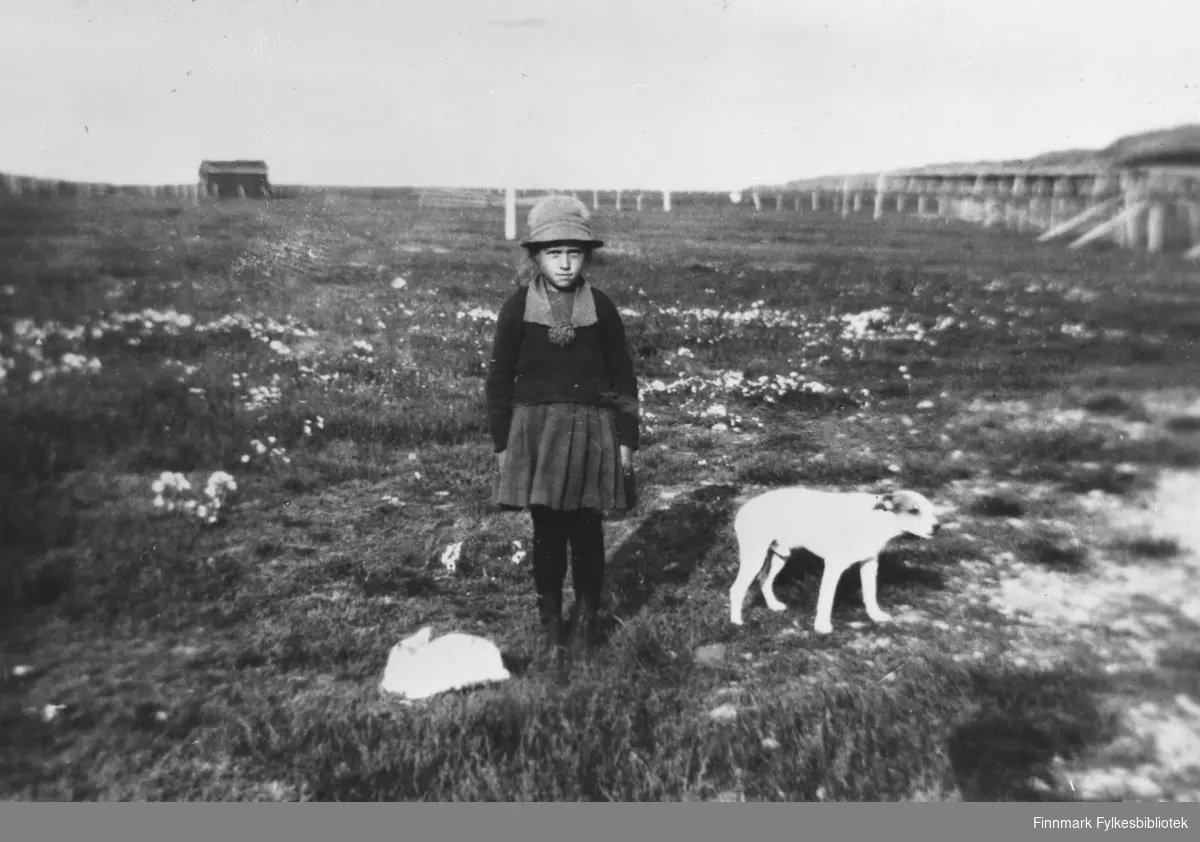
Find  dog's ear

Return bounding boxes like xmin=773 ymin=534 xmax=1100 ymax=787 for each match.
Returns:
xmin=873 ymin=493 xmax=896 ymax=512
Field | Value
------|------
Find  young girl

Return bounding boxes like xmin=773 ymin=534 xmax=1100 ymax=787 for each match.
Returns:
xmin=486 ymin=194 xmax=640 ymax=674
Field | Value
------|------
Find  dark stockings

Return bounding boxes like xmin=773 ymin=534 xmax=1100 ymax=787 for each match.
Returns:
xmin=530 ymin=505 xmax=605 ymax=661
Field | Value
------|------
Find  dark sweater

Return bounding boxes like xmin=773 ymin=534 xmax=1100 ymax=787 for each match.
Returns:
xmin=486 ymin=284 xmax=640 ymax=453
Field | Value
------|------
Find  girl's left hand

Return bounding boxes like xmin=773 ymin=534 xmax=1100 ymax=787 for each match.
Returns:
xmin=620 ymin=445 xmax=633 ymax=472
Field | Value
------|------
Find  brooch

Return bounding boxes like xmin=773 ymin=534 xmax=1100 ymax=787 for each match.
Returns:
xmin=547 ymin=323 xmax=576 ymax=346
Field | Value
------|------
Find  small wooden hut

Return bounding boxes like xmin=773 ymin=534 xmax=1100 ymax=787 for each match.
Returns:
xmin=198 ymin=160 xmax=272 ymax=199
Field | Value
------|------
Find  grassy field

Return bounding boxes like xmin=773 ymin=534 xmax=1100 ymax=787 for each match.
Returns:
xmin=3 ymin=190 xmax=1200 ymax=801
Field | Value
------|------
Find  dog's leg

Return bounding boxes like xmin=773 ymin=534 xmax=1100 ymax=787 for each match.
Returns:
xmin=859 ymin=557 xmax=893 ymax=626
xmin=760 ymin=549 xmax=789 ymax=613
xmin=812 ymin=557 xmax=852 ymax=635
xmin=729 ymin=538 xmax=771 ymax=626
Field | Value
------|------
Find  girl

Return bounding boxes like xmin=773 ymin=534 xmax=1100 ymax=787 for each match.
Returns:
xmin=485 ymin=194 xmax=640 ymax=675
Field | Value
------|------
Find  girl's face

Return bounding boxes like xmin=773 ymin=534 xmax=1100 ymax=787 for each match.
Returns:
xmin=535 ymin=244 xmax=587 ymax=290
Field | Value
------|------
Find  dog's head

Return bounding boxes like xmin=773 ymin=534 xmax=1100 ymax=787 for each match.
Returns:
xmin=874 ymin=490 xmax=940 ymax=538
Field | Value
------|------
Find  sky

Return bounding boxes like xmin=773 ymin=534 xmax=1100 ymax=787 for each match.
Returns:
xmin=2 ymin=0 xmax=1198 ymax=191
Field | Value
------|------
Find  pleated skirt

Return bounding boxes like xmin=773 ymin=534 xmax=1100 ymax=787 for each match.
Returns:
xmin=492 ymin=403 xmax=630 ymax=512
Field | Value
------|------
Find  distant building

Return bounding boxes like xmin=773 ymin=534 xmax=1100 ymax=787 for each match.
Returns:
xmin=198 ymin=160 xmax=272 ymax=198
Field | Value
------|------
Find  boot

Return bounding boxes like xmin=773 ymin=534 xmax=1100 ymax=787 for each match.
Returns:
xmin=565 ymin=598 xmax=598 ymax=669
xmin=534 ymin=594 xmax=565 ymax=672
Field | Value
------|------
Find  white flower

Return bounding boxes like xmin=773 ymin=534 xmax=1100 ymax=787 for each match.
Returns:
xmin=440 ymin=541 xmax=463 ymax=573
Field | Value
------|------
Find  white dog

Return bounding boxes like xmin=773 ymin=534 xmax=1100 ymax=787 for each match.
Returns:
xmin=380 ymin=626 xmax=511 ymax=701
xmin=729 ymin=488 xmax=940 ymax=634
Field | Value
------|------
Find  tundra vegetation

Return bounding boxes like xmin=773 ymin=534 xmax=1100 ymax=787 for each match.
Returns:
xmin=2 ymin=190 xmax=1199 ymax=801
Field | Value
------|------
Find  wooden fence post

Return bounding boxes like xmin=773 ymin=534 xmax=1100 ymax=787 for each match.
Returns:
xmin=504 ymin=187 xmax=516 ymax=240
xmin=873 ymin=174 xmax=888 ymax=220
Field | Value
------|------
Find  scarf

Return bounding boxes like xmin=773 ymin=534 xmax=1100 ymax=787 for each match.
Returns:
xmin=523 ymin=275 xmax=598 ymax=347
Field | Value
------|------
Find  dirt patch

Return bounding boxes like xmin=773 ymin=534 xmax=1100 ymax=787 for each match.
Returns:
xmin=959 ymin=393 xmax=1200 ymax=801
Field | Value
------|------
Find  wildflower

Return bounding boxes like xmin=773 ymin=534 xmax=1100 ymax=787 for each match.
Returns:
xmin=456 ymin=307 xmax=498 ymax=322
xmin=440 ymin=541 xmax=463 ymax=573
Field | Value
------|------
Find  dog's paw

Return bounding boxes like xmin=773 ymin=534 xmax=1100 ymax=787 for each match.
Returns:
xmin=765 ymin=600 xmax=787 ymax=613
xmin=867 ymin=610 xmax=894 ymax=625
xmin=813 ymin=620 xmax=834 ymax=635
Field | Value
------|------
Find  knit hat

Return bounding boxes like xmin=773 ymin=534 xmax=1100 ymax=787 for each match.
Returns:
xmin=520 ymin=195 xmax=605 ymax=250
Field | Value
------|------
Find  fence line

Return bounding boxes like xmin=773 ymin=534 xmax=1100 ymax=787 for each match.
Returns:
xmin=766 ymin=165 xmax=1200 ymax=257
xmin=0 ymin=171 xmax=202 ymax=202
xmin=6 ymin=164 xmax=1197 ymax=257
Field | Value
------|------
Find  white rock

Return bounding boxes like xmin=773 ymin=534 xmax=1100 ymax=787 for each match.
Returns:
xmin=1078 ymin=769 xmax=1127 ymax=800
xmin=39 ymin=704 xmax=66 ymax=722
xmin=708 ymin=703 xmax=738 ymax=723
xmin=1175 ymin=694 xmax=1200 ymax=719
xmin=1125 ymin=773 xmax=1163 ymax=801
xmin=1154 ymin=720 xmax=1200 ymax=774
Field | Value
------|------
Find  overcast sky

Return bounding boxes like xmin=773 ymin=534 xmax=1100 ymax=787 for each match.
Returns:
xmin=3 ymin=0 xmax=1197 ymax=190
